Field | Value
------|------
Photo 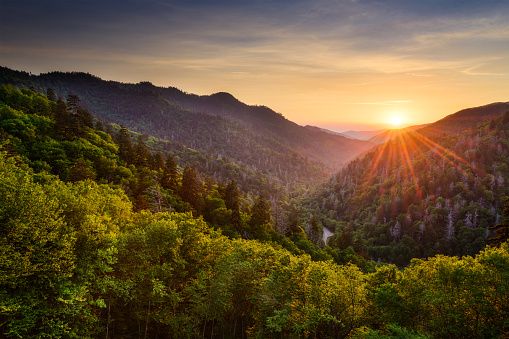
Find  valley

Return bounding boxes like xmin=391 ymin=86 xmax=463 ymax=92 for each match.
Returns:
xmin=1 ymin=66 xmax=509 ymax=338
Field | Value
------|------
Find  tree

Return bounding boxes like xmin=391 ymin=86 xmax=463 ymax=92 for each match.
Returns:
xmin=161 ymin=153 xmax=178 ymax=191
xmin=46 ymin=88 xmax=56 ymax=102
xmin=180 ymin=166 xmax=202 ymax=212
xmin=308 ymin=215 xmax=320 ymax=244
xmin=134 ymin=134 xmax=151 ymax=167
xmin=116 ymin=125 xmax=134 ymax=164
xmin=249 ymin=195 xmax=271 ymax=239
xmin=69 ymin=158 xmax=96 ymax=182
xmin=77 ymin=106 xmax=94 ymax=129
xmin=66 ymin=94 xmax=80 ymax=114
xmin=54 ymin=98 xmax=72 ymax=140
xmin=224 ymin=180 xmax=242 ymax=231
xmin=95 ymin=119 xmax=104 ymax=132
xmin=489 ymin=197 xmax=509 ymax=246
xmin=0 ymin=155 xmax=77 ymax=337
xmin=151 ymin=151 xmax=165 ymax=171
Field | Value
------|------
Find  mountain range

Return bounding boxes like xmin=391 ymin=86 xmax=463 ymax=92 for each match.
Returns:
xmin=2 ymin=65 xmax=509 ymax=338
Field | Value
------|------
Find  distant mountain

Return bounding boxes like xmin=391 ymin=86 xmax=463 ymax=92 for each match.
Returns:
xmin=154 ymin=88 xmax=373 ymax=171
xmin=368 ymin=124 xmax=429 ymax=145
xmin=341 ymin=129 xmax=387 ymax=140
xmin=0 ymin=67 xmax=373 ymax=173
xmin=304 ymin=125 xmax=353 ymax=138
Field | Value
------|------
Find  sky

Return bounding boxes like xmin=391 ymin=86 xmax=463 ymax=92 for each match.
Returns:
xmin=1 ymin=0 xmax=508 ymax=132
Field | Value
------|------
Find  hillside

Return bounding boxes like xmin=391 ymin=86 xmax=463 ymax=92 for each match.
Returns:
xmin=0 ymin=67 xmax=335 ymax=200
xmin=298 ymin=106 xmax=509 ymax=265
xmin=0 ymin=67 xmax=373 ymax=173
xmin=419 ymin=101 xmax=509 ymax=136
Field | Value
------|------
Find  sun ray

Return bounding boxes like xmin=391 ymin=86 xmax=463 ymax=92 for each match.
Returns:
xmin=397 ymin=133 xmax=423 ymax=200
xmin=413 ymin=131 xmax=486 ymax=179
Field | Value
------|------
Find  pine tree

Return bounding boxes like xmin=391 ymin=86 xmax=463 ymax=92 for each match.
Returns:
xmin=95 ymin=119 xmax=104 ymax=132
xmin=224 ymin=180 xmax=242 ymax=231
xmin=46 ymin=88 xmax=56 ymax=102
xmin=161 ymin=153 xmax=178 ymax=191
xmin=54 ymin=98 xmax=72 ymax=140
xmin=66 ymin=94 xmax=80 ymax=114
xmin=286 ymin=207 xmax=302 ymax=237
xmin=180 ymin=166 xmax=202 ymax=212
xmin=77 ymin=106 xmax=94 ymax=129
xmin=116 ymin=125 xmax=134 ymax=164
xmin=69 ymin=158 xmax=96 ymax=182
xmin=308 ymin=215 xmax=320 ymax=244
xmin=250 ymin=195 xmax=271 ymax=228
xmin=134 ymin=135 xmax=151 ymax=167
xmin=151 ymin=151 xmax=165 ymax=171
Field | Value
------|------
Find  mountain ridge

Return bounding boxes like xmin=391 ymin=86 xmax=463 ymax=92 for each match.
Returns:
xmin=0 ymin=66 xmax=373 ymax=173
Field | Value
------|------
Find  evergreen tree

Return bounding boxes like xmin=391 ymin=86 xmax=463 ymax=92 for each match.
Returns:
xmin=151 ymin=151 xmax=165 ymax=170
xmin=249 ymin=195 xmax=272 ymax=240
xmin=308 ymin=215 xmax=321 ymax=244
xmin=46 ymin=88 xmax=56 ymax=102
xmin=54 ymin=98 xmax=72 ymax=140
xmin=225 ymin=180 xmax=242 ymax=231
xmin=250 ymin=195 xmax=271 ymax=228
xmin=69 ymin=158 xmax=96 ymax=182
xmin=95 ymin=119 xmax=104 ymax=132
xmin=224 ymin=180 xmax=240 ymax=211
xmin=286 ymin=207 xmax=302 ymax=237
xmin=66 ymin=94 xmax=80 ymax=114
xmin=116 ymin=125 xmax=134 ymax=164
xmin=161 ymin=153 xmax=178 ymax=191
xmin=180 ymin=166 xmax=202 ymax=212
xmin=77 ymin=106 xmax=94 ymax=129
xmin=134 ymin=134 xmax=151 ymax=167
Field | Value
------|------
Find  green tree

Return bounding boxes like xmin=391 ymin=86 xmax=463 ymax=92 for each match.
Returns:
xmin=161 ymin=153 xmax=178 ymax=191
xmin=180 ymin=166 xmax=202 ymax=212
xmin=0 ymin=155 xmax=78 ymax=337
xmin=134 ymin=134 xmax=151 ymax=167
xmin=69 ymin=158 xmax=96 ymax=182
xmin=54 ymin=98 xmax=73 ymax=140
xmin=249 ymin=195 xmax=271 ymax=239
xmin=116 ymin=125 xmax=133 ymax=164
xmin=224 ymin=180 xmax=242 ymax=232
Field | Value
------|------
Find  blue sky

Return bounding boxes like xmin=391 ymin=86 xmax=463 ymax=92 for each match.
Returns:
xmin=1 ymin=0 xmax=508 ymax=130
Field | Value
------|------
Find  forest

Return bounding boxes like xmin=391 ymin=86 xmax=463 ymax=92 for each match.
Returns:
xmin=0 ymin=74 xmax=509 ymax=338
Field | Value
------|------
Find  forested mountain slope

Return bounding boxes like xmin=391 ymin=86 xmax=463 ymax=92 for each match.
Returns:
xmin=0 ymin=67 xmax=330 ymax=198
xmin=0 ymin=84 xmax=340 ymax=261
xmin=299 ymin=108 xmax=509 ymax=265
xmin=0 ymin=66 xmax=373 ymax=172
xmin=419 ymin=101 xmax=509 ymax=136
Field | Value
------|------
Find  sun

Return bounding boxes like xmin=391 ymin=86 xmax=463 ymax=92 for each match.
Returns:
xmin=389 ymin=115 xmax=404 ymax=128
